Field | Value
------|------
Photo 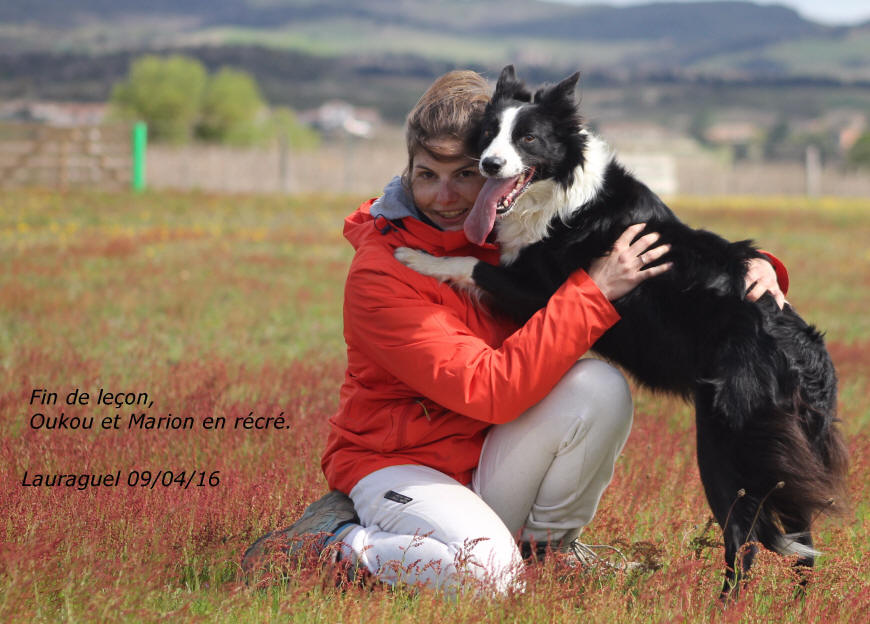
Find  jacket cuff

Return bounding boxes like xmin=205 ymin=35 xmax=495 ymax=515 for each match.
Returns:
xmin=759 ymin=251 xmax=789 ymax=296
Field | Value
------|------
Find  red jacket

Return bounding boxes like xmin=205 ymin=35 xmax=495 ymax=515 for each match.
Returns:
xmin=320 ymin=200 xmax=790 ymax=494
xmin=321 ymin=199 xmax=621 ymax=494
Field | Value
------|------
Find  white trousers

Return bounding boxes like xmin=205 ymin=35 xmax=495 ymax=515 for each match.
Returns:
xmin=343 ymin=358 xmax=633 ymax=594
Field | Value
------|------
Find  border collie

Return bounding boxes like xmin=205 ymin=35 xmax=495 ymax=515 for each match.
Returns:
xmin=395 ymin=66 xmax=848 ymax=595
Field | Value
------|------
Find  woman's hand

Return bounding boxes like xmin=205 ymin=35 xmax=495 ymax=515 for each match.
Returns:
xmin=588 ymin=223 xmax=672 ymax=301
xmin=745 ymin=257 xmax=786 ymax=309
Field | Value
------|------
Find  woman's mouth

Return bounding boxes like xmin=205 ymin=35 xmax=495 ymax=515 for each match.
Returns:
xmin=433 ymin=207 xmax=471 ymax=224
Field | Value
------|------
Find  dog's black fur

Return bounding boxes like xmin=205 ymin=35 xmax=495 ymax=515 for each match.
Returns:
xmin=405 ymin=66 xmax=848 ymax=595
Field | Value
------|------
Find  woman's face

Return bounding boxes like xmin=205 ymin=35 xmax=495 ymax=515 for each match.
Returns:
xmin=410 ymin=138 xmax=485 ymax=231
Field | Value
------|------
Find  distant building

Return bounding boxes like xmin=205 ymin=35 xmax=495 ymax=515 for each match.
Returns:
xmin=704 ymin=121 xmax=761 ymax=145
xmin=834 ymin=114 xmax=866 ymax=152
xmin=596 ymin=121 xmax=686 ymax=196
xmin=0 ymin=100 xmax=108 ymax=126
xmin=299 ymin=100 xmax=380 ymax=138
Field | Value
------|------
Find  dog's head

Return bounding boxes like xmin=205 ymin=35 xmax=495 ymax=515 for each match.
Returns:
xmin=464 ymin=66 xmax=587 ymax=245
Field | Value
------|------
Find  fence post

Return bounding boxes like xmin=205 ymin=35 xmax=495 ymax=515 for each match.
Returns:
xmin=278 ymin=134 xmax=291 ymax=193
xmin=805 ymin=145 xmax=821 ymax=197
xmin=132 ymin=121 xmax=147 ymax=192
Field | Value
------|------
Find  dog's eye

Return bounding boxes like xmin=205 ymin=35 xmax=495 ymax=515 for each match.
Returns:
xmin=523 ymin=134 xmax=536 ymax=143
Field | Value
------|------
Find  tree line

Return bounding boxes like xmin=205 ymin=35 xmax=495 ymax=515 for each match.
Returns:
xmin=110 ymin=54 xmax=318 ymax=148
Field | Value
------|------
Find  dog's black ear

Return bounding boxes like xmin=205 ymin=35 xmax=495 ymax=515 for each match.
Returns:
xmin=534 ymin=71 xmax=580 ymax=105
xmin=499 ymin=65 xmax=517 ymax=84
xmin=493 ymin=64 xmax=532 ymax=103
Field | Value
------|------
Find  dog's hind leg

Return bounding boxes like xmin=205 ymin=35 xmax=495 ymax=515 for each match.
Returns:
xmin=694 ymin=396 xmax=757 ymax=599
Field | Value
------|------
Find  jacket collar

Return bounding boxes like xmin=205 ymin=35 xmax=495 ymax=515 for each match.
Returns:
xmin=345 ymin=198 xmax=500 ymax=256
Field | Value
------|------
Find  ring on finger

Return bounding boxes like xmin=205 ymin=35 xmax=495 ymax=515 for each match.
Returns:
xmin=639 ymin=253 xmax=646 ymax=265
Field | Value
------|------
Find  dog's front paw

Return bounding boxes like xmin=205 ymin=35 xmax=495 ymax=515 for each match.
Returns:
xmin=394 ymin=247 xmax=478 ymax=289
xmin=394 ymin=246 xmax=432 ymax=270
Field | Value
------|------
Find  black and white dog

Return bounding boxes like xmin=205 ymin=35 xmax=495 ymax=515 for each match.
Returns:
xmin=396 ymin=66 xmax=848 ymax=594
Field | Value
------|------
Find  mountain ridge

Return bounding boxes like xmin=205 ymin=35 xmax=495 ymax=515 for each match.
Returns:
xmin=2 ymin=1 xmax=869 ymax=119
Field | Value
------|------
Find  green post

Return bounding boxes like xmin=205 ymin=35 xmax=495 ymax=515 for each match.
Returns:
xmin=132 ymin=121 xmax=147 ymax=192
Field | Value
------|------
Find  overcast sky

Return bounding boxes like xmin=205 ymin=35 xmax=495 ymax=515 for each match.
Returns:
xmin=549 ymin=1 xmax=870 ymax=25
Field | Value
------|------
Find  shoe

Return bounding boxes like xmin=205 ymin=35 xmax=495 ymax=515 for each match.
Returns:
xmin=565 ymin=539 xmax=643 ymax=571
xmin=521 ymin=538 xmax=644 ymax=572
xmin=520 ymin=539 xmax=550 ymax=562
xmin=241 ymin=490 xmax=360 ymax=577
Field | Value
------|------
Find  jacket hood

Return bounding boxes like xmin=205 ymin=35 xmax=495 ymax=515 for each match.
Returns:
xmin=370 ymin=176 xmax=419 ymax=222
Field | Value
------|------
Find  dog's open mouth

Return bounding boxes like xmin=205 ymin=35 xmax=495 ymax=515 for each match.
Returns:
xmin=465 ymin=167 xmax=536 ymax=245
xmin=496 ymin=167 xmax=536 ymax=215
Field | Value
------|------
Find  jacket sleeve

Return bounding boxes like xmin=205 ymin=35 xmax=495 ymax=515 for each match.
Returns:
xmin=758 ymin=251 xmax=789 ymax=296
xmin=344 ymin=261 xmax=620 ymax=425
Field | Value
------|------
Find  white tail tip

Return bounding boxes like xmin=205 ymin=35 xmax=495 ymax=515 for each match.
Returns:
xmin=774 ymin=533 xmax=821 ymax=559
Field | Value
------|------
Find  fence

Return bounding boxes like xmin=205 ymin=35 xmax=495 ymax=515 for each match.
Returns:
xmin=676 ymin=160 xmax=870 ymax=197
xmin=147 ymin=140 xmax=870 ymax=198
xmin=146 ymin=131 xmax=405 ymax=196
xmin=1 ymin=123 xmax=868 ymax=197
xmin=0 ymin=123 xmax=131 ymax=190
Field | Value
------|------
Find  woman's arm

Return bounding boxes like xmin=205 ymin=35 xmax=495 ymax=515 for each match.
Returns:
xmin=345 ymin=263 xmax=619 ymax=426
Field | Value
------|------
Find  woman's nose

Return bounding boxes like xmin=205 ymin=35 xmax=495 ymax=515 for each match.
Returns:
xmin=436 ymin=181 xmax=458 ymax=204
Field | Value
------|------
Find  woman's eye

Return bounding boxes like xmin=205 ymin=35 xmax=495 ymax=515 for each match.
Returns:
xmin=523 ymin=134 xmax=536 ymax=143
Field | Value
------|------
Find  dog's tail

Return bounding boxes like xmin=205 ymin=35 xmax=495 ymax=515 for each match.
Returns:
xmin=711 ymin=328 xmax=849 ymax=562
xmin=723 ymin=395 xmax=848 ymax=572
xmin=729 ymin=310 xmax=849 ymax=551
xmin=763 ymin=391 xmax=849 ymax=537
xmin=770 ymin=316 xmax=850 ymax=542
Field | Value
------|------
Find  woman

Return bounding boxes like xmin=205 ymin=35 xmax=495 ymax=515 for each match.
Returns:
xmin=243 ymin=70 xmax=787 ymax=594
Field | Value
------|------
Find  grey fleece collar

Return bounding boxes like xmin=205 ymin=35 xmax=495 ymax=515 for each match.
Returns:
xmin=371 ymin=176 xmax=423 ymax=222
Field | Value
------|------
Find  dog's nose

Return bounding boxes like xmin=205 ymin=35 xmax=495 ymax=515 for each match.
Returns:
xmin=481 ymin=156 xmax=506 ymax=176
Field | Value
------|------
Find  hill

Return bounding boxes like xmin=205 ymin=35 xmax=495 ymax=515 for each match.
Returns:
xmin=1 ymin=1 xmax=869 ymax=128
xmin=1 ymin=0 xmax=866 ymax=80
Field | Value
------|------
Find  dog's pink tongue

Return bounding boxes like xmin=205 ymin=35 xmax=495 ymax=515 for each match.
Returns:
xmin=465 ymin=176 xmax=519 ymax=245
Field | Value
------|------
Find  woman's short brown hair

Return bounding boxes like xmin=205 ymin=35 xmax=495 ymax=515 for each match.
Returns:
xmin=403 ymin=70 xmax=491 ymax=186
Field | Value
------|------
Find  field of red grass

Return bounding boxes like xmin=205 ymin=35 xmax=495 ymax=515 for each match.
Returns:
xmin=1 ymin=190 xmax=868 ymax=622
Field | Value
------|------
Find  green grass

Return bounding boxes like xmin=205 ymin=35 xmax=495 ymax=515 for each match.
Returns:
xmin=1 ymin=189 xmax=869 ymax=622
